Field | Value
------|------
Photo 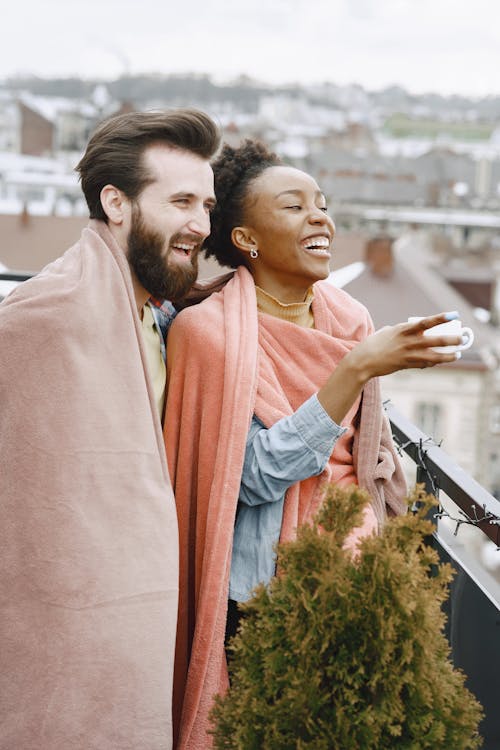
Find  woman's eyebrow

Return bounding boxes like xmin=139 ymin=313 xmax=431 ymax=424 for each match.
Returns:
xmin=274 ymin=189 xmax=303 ymax=199
xmin=274 ymin=189 xmax=326 ymax=200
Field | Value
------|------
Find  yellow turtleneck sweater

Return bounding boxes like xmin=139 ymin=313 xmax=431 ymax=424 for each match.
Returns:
xmin=255 ymin=286 xmax=315 ymax=328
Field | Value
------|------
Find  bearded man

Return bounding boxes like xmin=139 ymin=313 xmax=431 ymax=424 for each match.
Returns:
xmin=0 ymin=109 xmax=220 ymax=750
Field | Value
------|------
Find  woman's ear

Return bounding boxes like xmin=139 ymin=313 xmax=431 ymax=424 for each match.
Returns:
xmin=231 ymin=226 xmax=258 ymax=258
xmin=100 ymin=185 xmax=129 ymax=226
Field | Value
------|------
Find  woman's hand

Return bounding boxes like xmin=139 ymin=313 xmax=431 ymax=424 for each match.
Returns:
xmin=346 ymin=312 xmax=463 ymax=381
xmin=317 ymin=312 xmax=462 ymax=425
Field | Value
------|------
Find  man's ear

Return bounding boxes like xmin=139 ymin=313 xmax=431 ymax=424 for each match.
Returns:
xmin=231 ymin=226 xmax=258 ymax=258
xmin=100 ymin=185 xmax=129 ymax=226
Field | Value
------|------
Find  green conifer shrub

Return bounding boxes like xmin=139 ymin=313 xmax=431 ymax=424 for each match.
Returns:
xmin=211 ymin=485 xmax=483 ymax=749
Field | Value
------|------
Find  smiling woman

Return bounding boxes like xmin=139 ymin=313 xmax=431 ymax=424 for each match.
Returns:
xmin=228 ymin=165 xmax=334 ymax=302
xmin=163 ymin=138 xmax=465 ymax=750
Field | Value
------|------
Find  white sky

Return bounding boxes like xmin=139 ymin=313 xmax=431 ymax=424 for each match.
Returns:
xmin=3 ymin=0 xmax=500 ymax=97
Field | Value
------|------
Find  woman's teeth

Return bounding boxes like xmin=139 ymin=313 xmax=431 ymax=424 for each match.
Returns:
xmin=302 ymin=236 xmax=330 ymax=256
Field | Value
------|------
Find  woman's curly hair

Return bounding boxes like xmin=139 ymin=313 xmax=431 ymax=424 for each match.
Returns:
xmin=204 ymin=139 xmax=282 ymax=268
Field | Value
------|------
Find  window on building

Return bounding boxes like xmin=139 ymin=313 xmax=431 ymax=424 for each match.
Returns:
xmin=414 ymin=402 xmax=443 ymax=439
xmin=490 ymin=405 xmax=500 ymax=434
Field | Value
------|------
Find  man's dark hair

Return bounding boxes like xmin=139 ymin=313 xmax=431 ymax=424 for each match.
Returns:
xmin=76 ymin=108 xmax=221 ymax=222
xmin=203 ymin=139 xmax=282 ymax=269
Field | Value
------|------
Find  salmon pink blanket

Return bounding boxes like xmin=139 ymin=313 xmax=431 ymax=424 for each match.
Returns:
xmin=164 ymin=265 xmax=406 ymax=749
xmin=0 ymin=220 xmax=178 ymax=750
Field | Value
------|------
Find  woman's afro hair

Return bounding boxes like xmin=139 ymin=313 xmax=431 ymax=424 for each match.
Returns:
xmin=204 ymin=139 xmax=282 ymax=269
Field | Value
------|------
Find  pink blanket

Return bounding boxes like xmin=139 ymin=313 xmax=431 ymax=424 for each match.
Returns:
xmin=0 ymin=220 xmax=178 ymax=749
xmin=165 ymin=266 xmax=406 ymax=749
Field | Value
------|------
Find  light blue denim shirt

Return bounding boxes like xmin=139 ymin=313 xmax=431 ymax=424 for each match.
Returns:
xmin=229 ymin=394 xmax=346 ymax=602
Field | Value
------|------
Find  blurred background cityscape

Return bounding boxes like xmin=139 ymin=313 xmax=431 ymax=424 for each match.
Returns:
xmin=1 ymin=69 xmax=499 ymax=501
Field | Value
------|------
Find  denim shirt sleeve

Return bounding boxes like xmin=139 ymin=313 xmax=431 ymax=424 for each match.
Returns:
xmin=229 ymin=394 xmax=347 ymax=602
xmin=240 ymin=393 xmax=347 ymax=507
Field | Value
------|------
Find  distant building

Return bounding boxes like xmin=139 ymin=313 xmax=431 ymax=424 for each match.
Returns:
xmin=19 ymin=100 xmax=54 ymax=156
xmin=0 ymin=91 xmax=109 ymax=158
xmin=0 ymin=152 xmax=85 ymax=216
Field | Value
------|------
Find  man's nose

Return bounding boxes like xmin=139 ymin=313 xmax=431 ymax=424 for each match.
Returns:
xmin=187 ymin=207 xmax=211 ymax=238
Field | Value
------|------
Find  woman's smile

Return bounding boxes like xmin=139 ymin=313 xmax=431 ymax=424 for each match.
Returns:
xmin=301 ymin=233 xmax=332 ymax=258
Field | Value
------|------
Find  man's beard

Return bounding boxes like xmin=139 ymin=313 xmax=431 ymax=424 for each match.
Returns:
xmin=126 ymin=204 xmax=199 ymax=302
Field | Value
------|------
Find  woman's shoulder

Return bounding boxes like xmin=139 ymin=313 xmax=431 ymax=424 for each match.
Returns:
xmin=168 ymin=293 xmax=225 ymax=348
xmin=176 ymin=291 xmax=225 ymax=323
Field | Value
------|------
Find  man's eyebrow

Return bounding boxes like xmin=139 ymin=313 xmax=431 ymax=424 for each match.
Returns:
xmin=170 ymin=191 xmax=194 ymax=199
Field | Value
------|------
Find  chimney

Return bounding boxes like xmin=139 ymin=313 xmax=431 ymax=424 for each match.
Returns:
xmin=365 ymin=236 xmax=394 ymax=278
xmin=20 ymin=202 xmax=30 ymax=227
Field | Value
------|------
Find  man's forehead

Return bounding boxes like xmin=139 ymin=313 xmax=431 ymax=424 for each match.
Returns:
xmin=142 ymin=143 xmax=214 ymax=192
xmin=142 ymin=143 xmax=205 ymax=170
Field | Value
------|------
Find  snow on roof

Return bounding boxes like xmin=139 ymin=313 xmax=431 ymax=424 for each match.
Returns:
xmin=18 ymin=92 xmax=97 ymax=123
xmin=0 ymin=150 xmax=66 ymax=174
xmin=359 ymin=205 xmax=500 ymax=228
xmin=326 ymin=262 xmax=366 ymax=288
xmin=6 ymin=170 xmax=79 ymax=188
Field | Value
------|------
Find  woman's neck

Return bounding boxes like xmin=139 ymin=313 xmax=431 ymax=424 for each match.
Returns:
xmin=250 ymin=267 xmax=317 ymax=304
xmin=255 ymin=286 xmax=314 ymax=328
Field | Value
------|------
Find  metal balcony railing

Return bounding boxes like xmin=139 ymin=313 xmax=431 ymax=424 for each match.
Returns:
xmin=386 ymin=402 xmax=500 ymax=602
xmin=0 ymin=271 xmax=34 ymax=282
xmin=386 ymin=402 xmax=500 ymax=750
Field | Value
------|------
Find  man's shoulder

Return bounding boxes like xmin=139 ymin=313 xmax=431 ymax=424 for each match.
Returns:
xmin=0 ymin=241 xmax=81 ymax=314
xmin=0 ymin=223 xmax=126 ymax=333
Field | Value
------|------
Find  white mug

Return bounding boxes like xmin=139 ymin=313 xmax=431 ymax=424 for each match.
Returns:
xmin=407 ymin=317 xmax=474 ymax=355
